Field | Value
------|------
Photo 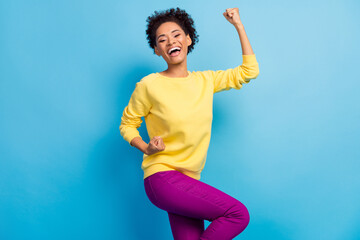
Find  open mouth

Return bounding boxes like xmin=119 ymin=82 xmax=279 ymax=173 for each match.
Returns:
xmin=168 ymin=48 xmax=181 ymax=57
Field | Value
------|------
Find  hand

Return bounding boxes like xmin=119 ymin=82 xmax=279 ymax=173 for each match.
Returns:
xmin=223 ymin=8 xmax=242 ymax=26
xmin=146 ymin=136 xmax=166 ymax=155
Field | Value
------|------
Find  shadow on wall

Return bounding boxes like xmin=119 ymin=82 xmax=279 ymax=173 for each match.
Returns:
xmin=86 ymin=64 xmax=171 ymax=239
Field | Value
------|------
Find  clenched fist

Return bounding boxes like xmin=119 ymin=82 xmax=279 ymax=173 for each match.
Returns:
xmin=223 ymin=7 xmax=242 ymax=26
xmin=146 ymin=136 xmax=166 ymax=155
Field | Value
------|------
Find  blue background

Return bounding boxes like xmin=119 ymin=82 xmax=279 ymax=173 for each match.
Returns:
xmin=1 ymin=0 xmax=359 ymax=239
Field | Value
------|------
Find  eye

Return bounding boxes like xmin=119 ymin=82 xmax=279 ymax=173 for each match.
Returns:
xmin=158 ymin=34 xmax=180 ymax=43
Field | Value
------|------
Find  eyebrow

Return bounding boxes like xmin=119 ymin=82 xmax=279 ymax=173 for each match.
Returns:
xmin=157 ymin=29 xmax=180 ymax=41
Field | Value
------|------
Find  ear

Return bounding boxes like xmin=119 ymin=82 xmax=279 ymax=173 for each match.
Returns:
xmin=186 ymin=34 xmax=192 ymax=47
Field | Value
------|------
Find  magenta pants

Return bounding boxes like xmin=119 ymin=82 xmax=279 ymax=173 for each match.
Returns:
xmin=144 ymin=170 xmax=250 ymax=240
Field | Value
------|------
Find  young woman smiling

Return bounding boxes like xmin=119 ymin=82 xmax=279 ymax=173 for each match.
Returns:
xmin=119 ymin=7 xmax=259 ymax=240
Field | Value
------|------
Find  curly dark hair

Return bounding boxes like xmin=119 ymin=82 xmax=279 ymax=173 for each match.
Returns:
xmin=145 ymin=7 xmax=199 ymax=55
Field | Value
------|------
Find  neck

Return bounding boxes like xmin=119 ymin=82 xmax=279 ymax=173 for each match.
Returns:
xmin=162 ymin=58 xmax=188 ymax=77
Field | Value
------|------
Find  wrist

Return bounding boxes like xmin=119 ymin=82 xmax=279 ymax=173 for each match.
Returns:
xmin=144 ymin=144 xmax=149 ymax=155
xmin=234 ymin=23 xmax=244 ymax=30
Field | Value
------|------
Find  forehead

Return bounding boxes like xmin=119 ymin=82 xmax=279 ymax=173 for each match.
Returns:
xmin=156 ymin=22 xmax=183 ymax=36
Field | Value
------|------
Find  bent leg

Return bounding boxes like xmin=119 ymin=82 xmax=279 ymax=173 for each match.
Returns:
xmin=144 ymin=170 xmax=250 ymax=240
xmin=200 ymin=201 xmax=250 ymax=240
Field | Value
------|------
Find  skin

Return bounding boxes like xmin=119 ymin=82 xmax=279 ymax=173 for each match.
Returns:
xmin=154 ymin=21 xmax=192 ymax=78
xmin=131 ymin=7 xmax=254 ymax=155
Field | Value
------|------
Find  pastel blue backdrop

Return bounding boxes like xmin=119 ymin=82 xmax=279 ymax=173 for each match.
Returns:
xmin=1 ymin=0 xmax=359 ymax=239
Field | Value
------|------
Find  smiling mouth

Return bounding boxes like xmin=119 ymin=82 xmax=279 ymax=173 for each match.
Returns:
xmin=169 ymin=48 xmax=181 ymax=57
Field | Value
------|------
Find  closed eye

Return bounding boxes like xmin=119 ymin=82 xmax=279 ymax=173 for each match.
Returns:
xmin=159 ymin=34 xmax=181 ymax=42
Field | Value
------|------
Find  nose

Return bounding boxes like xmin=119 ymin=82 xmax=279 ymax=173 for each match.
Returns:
xmin=166 ymin=36 xmax=177 ymax=46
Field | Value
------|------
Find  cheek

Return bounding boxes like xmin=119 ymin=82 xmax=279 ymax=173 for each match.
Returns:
xmin=156 ymin=45 xmax=164 ymax=54
xmin=158 ymin=43 xmax=166 ymax=51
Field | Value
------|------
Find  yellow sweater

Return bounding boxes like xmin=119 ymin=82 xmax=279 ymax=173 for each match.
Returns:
xmin=119 ymin=54 xmax=260 ymax=180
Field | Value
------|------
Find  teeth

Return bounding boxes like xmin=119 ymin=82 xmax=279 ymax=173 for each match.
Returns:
xmin=168 ymin=47 xmax=181 ymax=54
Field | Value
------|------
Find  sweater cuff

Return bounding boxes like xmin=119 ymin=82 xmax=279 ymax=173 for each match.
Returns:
xmin=125 ymin=131 xmax=142 ymax=146
xmin=242 ymin=54 xmax=257 ymax=65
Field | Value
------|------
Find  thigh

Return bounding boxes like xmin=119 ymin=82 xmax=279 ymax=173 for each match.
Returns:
xmin=144 ymin=170 xmax=242 ymax=221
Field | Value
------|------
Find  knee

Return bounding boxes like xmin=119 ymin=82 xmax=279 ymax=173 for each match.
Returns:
xmin=227 ymin=202 xmax=250 ymax=227
xmin=241 ymin=204 xmax=250 ymax=227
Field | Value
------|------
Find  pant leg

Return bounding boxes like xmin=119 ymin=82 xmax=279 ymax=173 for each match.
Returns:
xmin=168 ymin=212 xmax=205 ymax=240
xmin=144 ymin=170 xmax=250 ymax=240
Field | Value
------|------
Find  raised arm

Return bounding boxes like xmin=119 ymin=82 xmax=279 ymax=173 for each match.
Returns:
xmin=223 ymin=7 xmax=254 ymax=55
xmin=205 ymin=8 xmax=259 ymax=93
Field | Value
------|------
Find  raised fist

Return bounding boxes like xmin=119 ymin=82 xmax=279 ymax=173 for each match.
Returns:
xmin=223 ymin=7 xmax=242 ymax=26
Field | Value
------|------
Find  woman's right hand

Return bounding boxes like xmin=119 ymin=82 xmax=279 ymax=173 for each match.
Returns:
xmin=146 ymin=136 xmax=166 ymax=155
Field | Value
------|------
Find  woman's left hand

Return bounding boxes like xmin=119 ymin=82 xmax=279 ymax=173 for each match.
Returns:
xmin=223 ymin=8 xmax=242 ymax=26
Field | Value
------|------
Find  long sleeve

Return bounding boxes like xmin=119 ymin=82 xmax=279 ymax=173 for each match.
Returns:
xmin=121 ymin=54 xmax=260 ymax=180
xmin=210 ymin=54 xmax=259 ymax=93
xmin=119 ymin=81 xmax=152 ymax=146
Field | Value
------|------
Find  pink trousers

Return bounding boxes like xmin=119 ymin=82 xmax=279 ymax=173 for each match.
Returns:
xmin=144 ymin=170 xmax=250 ymax=240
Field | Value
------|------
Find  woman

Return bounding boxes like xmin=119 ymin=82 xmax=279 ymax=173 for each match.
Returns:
xmin=119 ymin=7 xmax=259 ymax=240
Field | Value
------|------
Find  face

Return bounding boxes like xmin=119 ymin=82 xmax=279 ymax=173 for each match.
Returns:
xmin=154 ymin=21 xmax=192 ymax=65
